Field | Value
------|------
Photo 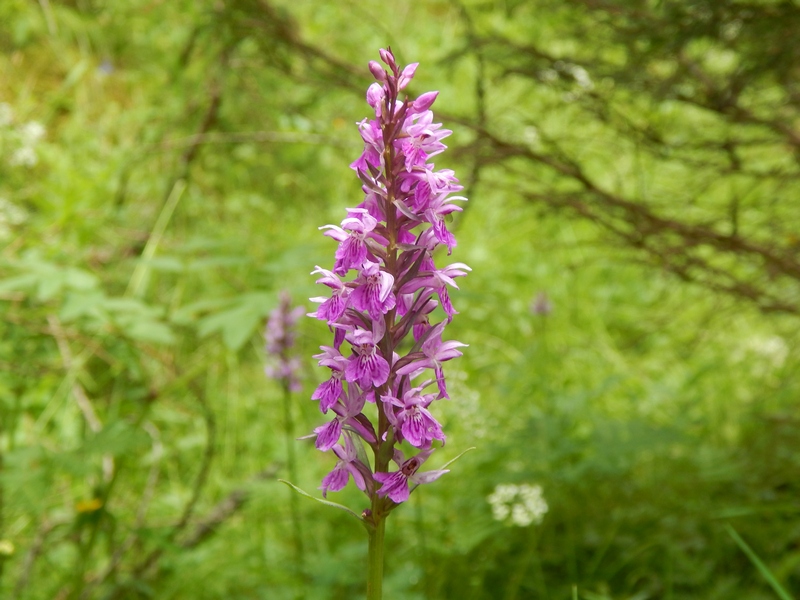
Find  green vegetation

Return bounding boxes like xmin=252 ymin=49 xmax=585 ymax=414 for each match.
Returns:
xmin=1 ymin=1 xmax=798 ymax=598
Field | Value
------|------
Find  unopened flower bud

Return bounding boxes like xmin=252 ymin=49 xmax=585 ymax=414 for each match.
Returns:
xmin=366 ymin=82 xmax=385 ymax=111
xmin=398 ymin=62 xmax=418 ymax=90
xmin=412 ymin=91 xmax=438 ymax=113
xmin=378 ymin=48 xmax=395 ymax=69
xmin=368 ymin=60 xmax=387 ymax=82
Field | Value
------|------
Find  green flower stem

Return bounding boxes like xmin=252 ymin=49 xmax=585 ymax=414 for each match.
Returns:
xmin=367 ymin=442 xmax=390 ymax=600
xmin=367 ymin=513 xmax=386 ymax=600
xmin=282 ymin=384 xmax=305 ymax=574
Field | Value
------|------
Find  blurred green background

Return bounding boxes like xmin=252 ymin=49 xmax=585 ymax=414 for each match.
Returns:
xmin=1 ymin=1 xmax=799 ymax=598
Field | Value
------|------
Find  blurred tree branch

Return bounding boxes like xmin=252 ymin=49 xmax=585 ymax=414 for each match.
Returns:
xmin=449 ymin=0 xmax=800 ymax=315
xmin=231 ymin=0 xmax=800 ymax=315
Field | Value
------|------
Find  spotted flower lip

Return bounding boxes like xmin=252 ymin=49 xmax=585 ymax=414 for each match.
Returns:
xmin=394 ymin=323 xmax=468 ymax=399
xmin=320 ymin=436 xmax=368 ymax=498
xmin=311 ymin=370 xmax=343 ymax=414
xmin=381 ymin=384 xmax=444 ymax=448
xmin=350 ymin=261 xmax=396 ymax=321
xmin=320 ymin=209 xmax=389 ymax=275
xmin=400 ymin=112 xmax=451 ymax=171
xmin=344 ymin=327 xmax=390 ymax=388
xmin=374 ymin=448 xmax=449 ymax=504
xmin=314 ymin=384 xmax=375 ymax=451
xmin=309 ymin=266 xmax=350 ymax=323
xmin=306 ymin=48 xmax=469 ymax=504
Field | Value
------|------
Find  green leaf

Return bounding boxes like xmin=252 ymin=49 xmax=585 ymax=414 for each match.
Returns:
xmin=406 ymin=447 xmax=477 ymax=502
xmin=37 ymin=275 xmax=62 ymax=301
xmin=60 ymin=290 xmax=107 ymax=321
xmin=197 ymin=304 xmax=262 ymax=350
xmin=170 ymin=297 xmax=237 ymax=325
xmin=126 ymin=319 xmax=175 ymax=344
xmin=0 ymin=258 xmax=98 ymax=301
xmin=278 ymin=479 xmax=367 ymax=528
xmin=63 ymin=267 xmax=98 ymax=291
xmin=102 ymin=297 xmax=160 ymax=315
xmin=80 ymin=421 xmax=147 ymax=457
xmin=0 ymin=273 xmax=39 ymax=294
xmin=195 ymin=292 xmax=275 ymax=350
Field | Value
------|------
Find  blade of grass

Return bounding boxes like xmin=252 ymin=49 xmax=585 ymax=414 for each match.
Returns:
xmin=126 ymin=178 xmax=187 ymax=298
xmin=725 ymin=524 xmax=794 ymax=600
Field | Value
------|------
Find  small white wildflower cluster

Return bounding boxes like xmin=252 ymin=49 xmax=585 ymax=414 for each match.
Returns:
xmin=0 ymin=197 xmax=27 ymax=241
xmin=0 ymin=102 xmax=45 ymax=168
xmin=0 ymin=103 xmax=12 ymax=128
xmin=442 ymin=368 xmax=487 ymax=439
xmin=487 ymin=483 xmax=549 ymax=527
xmin=733 ymin=334 xmax=789 ymax=380
xmin=538 ymin=61 xmax=595 ymax=103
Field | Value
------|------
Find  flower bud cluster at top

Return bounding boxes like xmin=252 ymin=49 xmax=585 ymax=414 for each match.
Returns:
xmin=308 ymin=48 xmax=470 ymax=505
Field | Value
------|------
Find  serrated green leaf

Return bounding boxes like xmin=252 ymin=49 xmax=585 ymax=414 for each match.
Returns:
xmin=36 ymin=275 xmax=62 ymax=300
xmin=63 ymin=267 xmax=98 ymax=290
xmin=102 ymin=297 xmax=156 ymax=315
xmin=195 ymin=292 xmax=276 ymax=350
xmin=197 ymin=304 xmax=252 ymax=341
xmin=60 ymin=290 xmax=107 ymax=321
xmin=0 ymin=273 xmax=39 ymax=294
xmin=126 ymin=319 xmax=175 ymax=344
xmin=223 ymin=307 xmax=263 ymax=350
xmin=171 ymin=297 xmax=237 ymax=324
xmin=80 ymin=421 xmax=147 ymax=457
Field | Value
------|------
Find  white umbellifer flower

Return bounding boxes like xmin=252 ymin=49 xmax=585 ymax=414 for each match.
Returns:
xmin=10 ymin=146 xmax=37 ymax=167
xmin=0 ymin=103 xmax=12 ymax=127
xmin=750 ymin=336 xmax=789 ymax=369
xmin=735 ymin=335 xmax=789 ymax=376
xmin=21 ymin=121 xmax=45 ymax=144
xmin=487 ymin=483 xmax=549 ymax=527
xmin=722 ymin=20 xmax=742 ymax=41
xmin=0 ymin=197 xmax=27 ymax=240
xmin=523 ymin=126 xmax=540 ymax=149
xmin=539 ymin=69 xmax=558 ymax=83
xmin=488 ymin=484 xmax=516 ymax=521
xmin=567 ymin=64 xmax=594 ymax=90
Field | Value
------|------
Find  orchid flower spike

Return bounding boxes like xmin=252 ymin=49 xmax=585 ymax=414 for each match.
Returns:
xmin=307 ymin=48 xmax=469 ymax=511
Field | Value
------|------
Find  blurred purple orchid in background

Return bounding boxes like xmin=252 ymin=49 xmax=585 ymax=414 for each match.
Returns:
xmin=264 ymin=291 xmax=305 ymax=392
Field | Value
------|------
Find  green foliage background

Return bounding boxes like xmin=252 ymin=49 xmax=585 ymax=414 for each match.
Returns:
xmin=1 ymin=1 xmax=798 ymax=598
